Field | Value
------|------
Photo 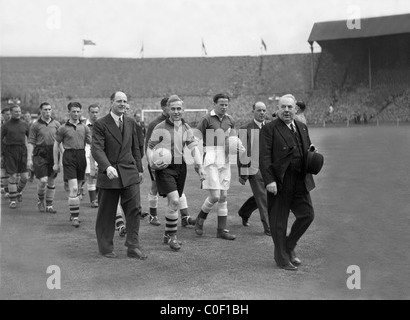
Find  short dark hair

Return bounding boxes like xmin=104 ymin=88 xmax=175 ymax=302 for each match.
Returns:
xmin=160 ymin=97 xmax=169 ymax=107
xmin=296 ymin=101 xmax=306 ymax=112
xmin=88 ymin=103 xmax=101 ymax=112
xmin=39 ymin=102 xmax=51 ymax=109
xmin=67 ymin=102 xmax=82 ymax=111
xmin=9 ymin=104 xmax=20 ymax=112
xmin=213 ymin=93 xmax=230 ymax=104
xmin=1 ymin=107 xmax=10 ymax=114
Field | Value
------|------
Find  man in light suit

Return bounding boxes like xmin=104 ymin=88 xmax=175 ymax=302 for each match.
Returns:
xmin=237 ymin=102 xmax=271 ymax=236
xmin=92 ymin=91 xmax=147 ymax=260
xmin=260 ymin=94 xmax=316 ymax=271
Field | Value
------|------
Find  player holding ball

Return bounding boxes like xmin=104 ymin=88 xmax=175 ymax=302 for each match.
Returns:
xmin=147 ymin=95 xmax=205 ymax=251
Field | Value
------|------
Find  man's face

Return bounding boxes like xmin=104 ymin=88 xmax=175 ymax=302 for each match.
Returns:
xmin=41 ymin=104 xmax=52 ymax=120
xmin=2 ymin=111 xmax=11 ymax=122
xmin=24 ymin=113 xmax=31 ymax=123
xmin=111 ymin=92 xmax=127 ymax=116
xmin=169 ymin=102 xmax=184 ymax=122
xmin=135 ymin=114 xmax=141 ymax=122
xmin=214 ymin=98 xmax=229 ymax=117
xmin=276 ymin=98 xmax=296 ymax=124
xmin=88 ymin=107 xmax=99 ymax=122
xmin=11 ymin=106 xmax=21 ymax=120
xmin=124 ymin=104 xmax=132 ymax=117
xmin=162 ymin=104 xmax=170 ymax=116
xmin=69 ymin=106 xmax=81 ymax=121
xmin=253 ymin=103 xmax=267 ymax=122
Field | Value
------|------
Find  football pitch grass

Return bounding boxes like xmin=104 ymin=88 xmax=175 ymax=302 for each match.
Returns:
xmin=1 ymin=125 xmax=409 ymax=300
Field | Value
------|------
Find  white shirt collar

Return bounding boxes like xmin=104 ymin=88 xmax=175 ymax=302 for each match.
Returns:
xmin=210 ymin=110 xmax=229 ymax=118
xmin=110 ymin=111 xmax=123 ymax=123
xmin=286 ymin=121 xmax=296 ymax=130
xmin=254 ymin=119 xmax=265 ymax=128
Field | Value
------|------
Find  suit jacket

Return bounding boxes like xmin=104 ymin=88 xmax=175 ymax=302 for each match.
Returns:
xmin=91 ymin=113 xmax=143 ymax=189
xmin=259 ymin=118 xmax=315 ymax=192
xmin=237 ymin=120 xmax=263 ymax=179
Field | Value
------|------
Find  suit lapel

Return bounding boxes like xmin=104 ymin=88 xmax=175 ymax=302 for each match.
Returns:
xmin=277 ymin=120 xmax=296 ymax=149
xmin=122 ymin=117 xmax=130 ymax=144
xmin=105 ymin=114 xmax=123 ymax=145
xmin=295 ymin=121 xmax=308 ymax=155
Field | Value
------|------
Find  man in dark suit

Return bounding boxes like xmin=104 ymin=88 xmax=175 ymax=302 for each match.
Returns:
xmin=237 ymin=101 xmax=270 ymax=236
xmin=260 ymin=94 xmax=316 ymax=271
xmin=92 ymin=91 xmax=147 ymax=260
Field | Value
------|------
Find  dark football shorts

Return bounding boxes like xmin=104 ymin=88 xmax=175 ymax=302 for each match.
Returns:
xmin=33 ymin=145 xmax=57 ymax=179
xmin=63 ymin=149 xmax=86 ymax=181
xmin=3 ymin=145 xmax=28 ymax=174
xmin=155 ymin=163 xmax=187 ymax=197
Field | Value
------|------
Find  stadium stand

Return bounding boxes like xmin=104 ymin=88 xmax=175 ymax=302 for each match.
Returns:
xmin=1 ymin=13 xmax=409 ymax=126
xmin=307 ymin=14 xmax=410 ymax=124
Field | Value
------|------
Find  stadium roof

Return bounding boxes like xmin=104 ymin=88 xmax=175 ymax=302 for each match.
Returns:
xmin=308 ymin=13 xmax=410 ymax=45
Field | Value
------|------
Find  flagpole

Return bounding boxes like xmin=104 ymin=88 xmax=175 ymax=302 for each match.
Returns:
xmin=140 ymin=42 xmax=144 ymax=59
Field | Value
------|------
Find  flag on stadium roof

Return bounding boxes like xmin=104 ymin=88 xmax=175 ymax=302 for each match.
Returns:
xmin=83 ymin=39 xmax=96 ymax=46
xmin=261 ymin=38 xmax=267 ymax=51
xmin=202 ymin=38 xmax=207 ymax=56
xmin=139 ymin=42 xmax=144 ymax=58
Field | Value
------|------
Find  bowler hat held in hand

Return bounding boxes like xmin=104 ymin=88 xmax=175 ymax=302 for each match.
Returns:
xmin=306 ymin=151 xmax=324 ymax=175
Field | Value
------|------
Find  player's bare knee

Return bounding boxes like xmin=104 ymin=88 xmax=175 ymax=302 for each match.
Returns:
xmin=209 ymin=195 xmax=220 ymax=203
xmin=8 ymin=174 xmax=18 ymax=183
xmin=71 ymin=186 xmax=78 ymax=195
xmin=39 ymin=176 xmax=48 ymax=184
xmin=169 ymin=198 xmax=180 ymax=210
xmin=150 ymin=183 xmax=158 ymax=194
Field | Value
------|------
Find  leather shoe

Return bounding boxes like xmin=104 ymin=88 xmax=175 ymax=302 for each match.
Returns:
xmin=239 ymin=214 xmax=250 ymax=227
xmin=194 ymin=218 xmax=204 ymax=236
xmin=217 ymin=229 xmax=236 ymax=240
xmin=288 ymin=250 xmax=301 ymax=266
xmin=103 ymin=252 xmax=117 ymax=258
xmin=127 ymin=248 xmax=148 ymax=260
xmin=279 ymin=262 xmax=298 ymax=271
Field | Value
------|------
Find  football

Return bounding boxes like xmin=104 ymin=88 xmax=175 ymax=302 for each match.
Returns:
xmin=152 ymin=147 xmax=172 ymax=166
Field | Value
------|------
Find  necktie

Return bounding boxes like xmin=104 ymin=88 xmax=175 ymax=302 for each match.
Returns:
xmin=290 ymin=123 xmax=295 ymax=133
xmin=118 ymin=117 xmax=123 ymax=133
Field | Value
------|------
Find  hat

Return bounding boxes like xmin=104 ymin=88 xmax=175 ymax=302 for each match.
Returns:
xmin=306 ymin=151 xmax=324 ymax=175
xmin=296 ymin=101 xmax=306 ymax=112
